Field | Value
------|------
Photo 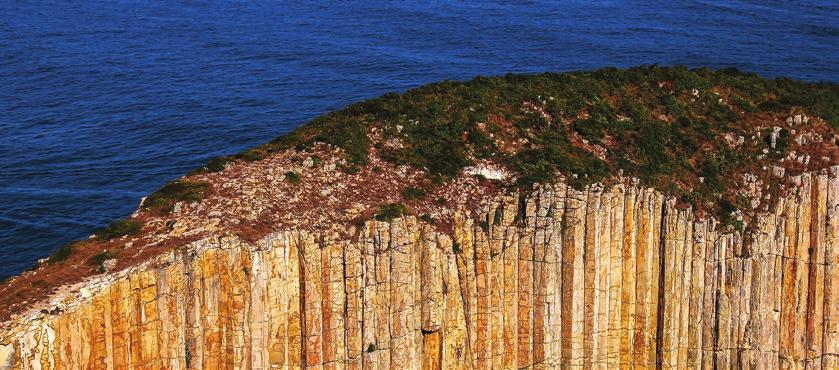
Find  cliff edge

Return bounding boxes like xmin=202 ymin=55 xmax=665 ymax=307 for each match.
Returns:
xmin=1 ymin=66 xmax=838 ymax=368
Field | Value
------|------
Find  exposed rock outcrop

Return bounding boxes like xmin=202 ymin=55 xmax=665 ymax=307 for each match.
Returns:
xmin=2 ymin=168 xmax=838 ymax=369
xmin=3 ymin=67 xmax=839 ymax=369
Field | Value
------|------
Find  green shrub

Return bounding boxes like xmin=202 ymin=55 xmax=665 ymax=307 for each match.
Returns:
xmin=374 ymin=203 xmax=410 ymax=221
xmin=419 ymin=214 xmax=435 ymax=224
xmin=401 ymin=187 xmax=427 ymax=200
xmin=205 ymin=156 xmax=233 ymax=173
xmin=50 ymin=241 xmax=82 ymax=263
xmin=315 ymin=118 xmax=370 ymax=164
xmin=717 ymin=198 xmax=738 ymax=228
xmin=515 ymin=112 xmax=549 ymax=130
xmin=88 ymin=251 xmax=113 ymax=266
xmin=402 ymin=122 xmax=470 ymax=178
xmin=284 ymin=171 xmax=301 ymax=184
xmin=668 ymin=65 xmax=713 ymax=93
xmin=310 ymin=156 xmax=322 ymax=167
xmin=573 ymin=100 xmax=615 ymax=142
xmin=96 ymin=219 xmax=142 ymax=240
xmin=202 ymin=150 xmax=263 ymax=173
xmin=732 ymin=96 xmax=756 ymax=113
xmin=512 ymin=148 xmax=554 ymax=186
xmin=636 ymin=120 xmax=680 ymax=181
xmin=664 ymin=96 xmax=687 ymax=118
xmin=466 ymin=129 xmax=496 ymax=158
xmin=265 ymin=127 xmax=309 ymax=153
xmin=143 ymin=180 xmax=209 ymax=214
xmin=339 ymin=164 xmax=361 ymax=174
xmin=234 ymin=149 xmax=265 ymax=162
xmin=223 ymin=65 xmax=837 ymax=230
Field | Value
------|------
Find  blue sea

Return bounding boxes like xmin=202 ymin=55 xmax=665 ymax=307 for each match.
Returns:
xmin=1 ymin=1 xmax=837 ymax=278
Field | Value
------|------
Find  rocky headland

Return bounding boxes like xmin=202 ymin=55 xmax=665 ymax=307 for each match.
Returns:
xmin=1 ymin=66 xmax=838 ymax=369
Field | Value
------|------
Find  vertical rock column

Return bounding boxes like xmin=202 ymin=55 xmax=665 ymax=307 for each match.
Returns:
xmin=633 ymin=189 xmax=663 ymax=368
xmin=824 ymin=167 xmax=839 ymax=368
xmin=560 ymin=186 xmax=586 ymax=367
xmin=3 ymin=172 xmax=839 ymax=369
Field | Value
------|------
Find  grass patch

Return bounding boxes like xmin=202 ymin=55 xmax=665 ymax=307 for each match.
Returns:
xmin=88 ymin=251 xmax=113 ymax=266
xmin=234 ymin=148 xmax=265 ymax=162
xmin=315 ymin=117 xmax=371 ymax=164
xmin=201 ymin=148 xmax=266 ymax=174
xmin=143 ymin=180 xmax=209 ymax=215
xmin=96 ymin=219 xmax=142 ymax=240
xmin=49 ymin=241 xmax=83 ymax=264
xmin=339 ymin=164 xmax=361 ymax=174
xmin=201 ymin=65 xmax=836 ymax=228
xmin=284 ymin=171 xmax=302 ymax=184
xmin=401 ymin=186 xmax=427 ymax=200
xmin=205 ymin=156 xmax=233 ymax=173
xmin=374 ymin=203 xmax=411 ymax=222
xmin=419 ymin=214 xmax=435 ymax=224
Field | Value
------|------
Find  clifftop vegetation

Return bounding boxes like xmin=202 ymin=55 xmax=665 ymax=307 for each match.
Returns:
xmin=2 ymin=66 xmax=837 ymax=321
xmin=227 ymin=65 xmax=838 ymax=228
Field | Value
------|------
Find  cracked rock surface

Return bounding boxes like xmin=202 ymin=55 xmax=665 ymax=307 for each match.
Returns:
xmin=2 ymin=168 xmax=839 ymax=369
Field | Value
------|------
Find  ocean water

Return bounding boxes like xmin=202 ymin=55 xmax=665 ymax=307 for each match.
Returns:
xmin=1 ymin=1 xmax=837 ymax=278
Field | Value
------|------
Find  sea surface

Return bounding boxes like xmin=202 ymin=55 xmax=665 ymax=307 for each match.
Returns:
xmin=1 ymin=1 xmax=837 ymax=278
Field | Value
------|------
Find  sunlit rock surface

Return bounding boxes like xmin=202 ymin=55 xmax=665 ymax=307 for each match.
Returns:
xmin=2 ymin=167 xmax=838 ymax=369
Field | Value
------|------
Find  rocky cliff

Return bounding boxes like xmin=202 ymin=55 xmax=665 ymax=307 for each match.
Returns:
xmin=2 ymin=67 xmax=839 ymax=369
xmin=2 ymin=168 xmax=838 ymax=369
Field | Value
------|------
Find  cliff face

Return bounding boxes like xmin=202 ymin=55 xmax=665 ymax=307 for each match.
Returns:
xmin=2 ymin=168 xmax=838 ymax=369
xmin=3 ymin=67 xmax=838 ymax=370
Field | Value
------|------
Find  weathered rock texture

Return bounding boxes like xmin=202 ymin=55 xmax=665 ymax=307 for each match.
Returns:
xmin=2 ymin=169 xmax=839 ymax=369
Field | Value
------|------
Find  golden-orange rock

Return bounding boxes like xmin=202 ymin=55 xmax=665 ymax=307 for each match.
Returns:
xmin=3 ymin=169 xmax=839 ymax=369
